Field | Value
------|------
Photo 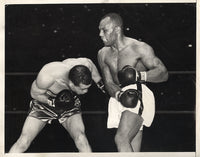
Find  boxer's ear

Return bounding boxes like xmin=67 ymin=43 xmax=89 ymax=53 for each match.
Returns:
xmin=114 ymin=26 xmax=121 ymax=34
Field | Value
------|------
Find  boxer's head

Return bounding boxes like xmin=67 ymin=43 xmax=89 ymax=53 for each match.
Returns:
xmin=68 ymin=65 xmax=92 ymax=95
xmin=99 ymin=13 xmax=123 ymax=46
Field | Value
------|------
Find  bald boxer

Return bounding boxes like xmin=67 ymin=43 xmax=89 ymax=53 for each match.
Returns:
xmin=9 ymin=57 xmax=104 ymax=153
xmin=97 ymin=13 xmax=168 ymax=152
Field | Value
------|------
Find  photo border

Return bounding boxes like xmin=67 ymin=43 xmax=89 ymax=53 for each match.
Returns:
xmin=1 ymin=0 xmax=199 ymax=157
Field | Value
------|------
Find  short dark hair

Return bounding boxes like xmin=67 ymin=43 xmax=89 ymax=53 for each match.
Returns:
xmin=101 ymin=12 xmax=123 ymax=29
xmin=69 ymin=65 xmax=92 ymax=86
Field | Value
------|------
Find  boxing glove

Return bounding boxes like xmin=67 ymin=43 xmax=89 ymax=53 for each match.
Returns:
xmin=115 ymin=89 xmax=140 ymax=108
xmin=118 ymin=65 xmax=147 ymax=87
xmin=54 ymin=90 xmax=80 ymax=110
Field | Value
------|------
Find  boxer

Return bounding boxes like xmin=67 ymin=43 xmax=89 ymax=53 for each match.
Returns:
xmin=9 ymin=57 xmax=104 ymax=153
xmin=97 ymin=13 xmax=168 ymax=152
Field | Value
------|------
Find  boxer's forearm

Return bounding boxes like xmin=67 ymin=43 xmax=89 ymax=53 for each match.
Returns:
xmin=92 ymin=74 xmax=102 ymax=84
xmin=31 ymin=92 xmax=49 ymax=104
xmin=146 ymin=66 xmax=168 ymax=83
xmin=30 ymin=80 xmax=51 ymax=104
xmin=104 ymin=82 xmax=121 ymax=98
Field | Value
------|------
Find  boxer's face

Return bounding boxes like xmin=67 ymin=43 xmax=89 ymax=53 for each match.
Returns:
xmin=99 ymin=17 xmax=117 ymax=46
xmin=72 ymin=83 xmax=91 ymax=95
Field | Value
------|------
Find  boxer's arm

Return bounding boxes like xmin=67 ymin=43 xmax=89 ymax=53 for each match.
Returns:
xmin=98 ymin=50 xmax=121 ymax=97
xmin=85 ymin=58 xmax=102 ymax=83
xmin=139 ymin=43 xmax=168 ymax=83
xmin=30 ymin=74 xmax=54 ymax=104
xmin=86 ymin=58 xmax=107 ymax=93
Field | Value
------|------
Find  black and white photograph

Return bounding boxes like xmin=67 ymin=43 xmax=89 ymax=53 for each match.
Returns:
xmin=1 ymin=0 xmax=199 ymax=157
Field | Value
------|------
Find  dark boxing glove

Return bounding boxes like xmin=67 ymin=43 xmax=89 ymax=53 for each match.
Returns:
xmin=115 ymin=89 xmax=140 ymax=108
xmin=54 ymin=90 xmax=80 ymax=111
xmin=118 ymin=65 xmax=147 ymax=87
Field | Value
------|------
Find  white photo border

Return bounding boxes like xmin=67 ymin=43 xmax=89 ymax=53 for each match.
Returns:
xmin=1 ymin=0 xmax=199 ymax=157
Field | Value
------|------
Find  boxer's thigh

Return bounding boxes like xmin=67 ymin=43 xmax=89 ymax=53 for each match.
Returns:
xmin=61 ymin=113 xmax=85 ymax=138
xmin=20 ymin=116 xmax=47 ymax=141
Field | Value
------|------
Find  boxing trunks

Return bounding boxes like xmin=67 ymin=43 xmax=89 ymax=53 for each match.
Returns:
xmin=107 ymin=84 xmax=155 ymax=130
xmin=28 ymin=97 xmax=81 ymax=124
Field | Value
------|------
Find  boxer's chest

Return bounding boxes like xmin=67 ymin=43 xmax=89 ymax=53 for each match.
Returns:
xmin=106 ymin=47 xmax=140 ymax=70
xmin=105 ymin=48 xmax=138 ymax=83
xmin=117 ymin=51 xmax=139 ymax=70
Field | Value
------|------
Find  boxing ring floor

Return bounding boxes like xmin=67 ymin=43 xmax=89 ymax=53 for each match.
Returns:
xmin=5 ymin=71 xmax=196 ymax=152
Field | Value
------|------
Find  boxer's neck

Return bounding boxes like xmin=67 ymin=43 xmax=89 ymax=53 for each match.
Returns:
xmin=112 ymin=35 xmax=128 ymax=52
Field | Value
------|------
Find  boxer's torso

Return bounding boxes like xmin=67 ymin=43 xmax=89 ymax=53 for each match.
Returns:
xmin=102 ymin=38 xmax=147 ymax=84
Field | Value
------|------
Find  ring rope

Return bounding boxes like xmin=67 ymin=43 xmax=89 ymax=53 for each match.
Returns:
xmin=5 ymin=71 xmax=196 ymax=76
xmin=5 ymin=110 xmax=195 ymax=114
xmin=5 ymin=71 xmax=195 ymax=115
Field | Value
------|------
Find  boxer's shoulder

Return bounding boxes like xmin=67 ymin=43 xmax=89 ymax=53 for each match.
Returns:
xmin=41 ymin=61 xmax=66 ymax=71
xmin=98 ymin=47 xmax=111 ymax=55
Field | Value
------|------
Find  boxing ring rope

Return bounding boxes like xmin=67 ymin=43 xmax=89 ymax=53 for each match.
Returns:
xmin=5 ymin=71 xmax=196 ymax=115
xmin=6 ymin=110 xmax=195 ymax=114
xmin=5 ymin=71 xmax=196 ymax=75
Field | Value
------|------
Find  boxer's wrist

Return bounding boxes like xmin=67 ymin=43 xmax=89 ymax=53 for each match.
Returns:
xmin=97 ymin=79 xmax=106 ymax=93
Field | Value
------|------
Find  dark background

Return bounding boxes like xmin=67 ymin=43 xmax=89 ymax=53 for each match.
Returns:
xmin=5 ymin=3 xmax=196 ymax=152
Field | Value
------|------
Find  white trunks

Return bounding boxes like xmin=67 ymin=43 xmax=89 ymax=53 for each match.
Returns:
xmin=107 ymin=84 xmax=155 ymax=130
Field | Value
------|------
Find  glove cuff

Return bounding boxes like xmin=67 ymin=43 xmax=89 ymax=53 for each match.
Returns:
xmin=138 ymin=71 xmax=147 ymax=82
xmin=97 ymin=79 xmax=106 ymax=93
xmin=97 ymin=79 xmax=103 ymax=87
xmin=47 ymin=97 xmax=55 ymax=107
xmin=115 ymin=91 xmax=121 ymax=100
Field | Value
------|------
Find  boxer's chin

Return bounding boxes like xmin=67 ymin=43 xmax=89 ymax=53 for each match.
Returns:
xmin=103 ymin=41 xmax=111 ymax=46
